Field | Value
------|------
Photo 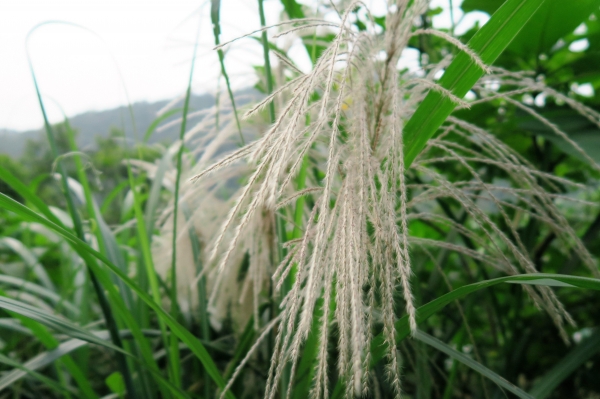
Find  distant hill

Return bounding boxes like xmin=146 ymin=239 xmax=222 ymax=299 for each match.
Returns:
xmin=0 ymin=89 xmax=260 ymax=157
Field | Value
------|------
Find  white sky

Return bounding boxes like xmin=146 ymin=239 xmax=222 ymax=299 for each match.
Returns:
xmin=0 ymin=0 xmax=487 ymax=131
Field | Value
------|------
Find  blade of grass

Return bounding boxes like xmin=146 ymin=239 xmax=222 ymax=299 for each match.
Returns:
xmin=181 ymin=202 xmax=211 ymax=399
xmin=166 ymin=8 xmax=203 ymax=389
xmin=0 ymin=331 xmax=193 ymax=399
xmin=144 ymin=108 xmax=183 ymax=144
xmin=0 ymin=296 xmax=125 ymax=353
xmin=26 ymin=25 xmax=137 ymax=397
xmin=145 ymin=151 xmax=171 ymax=240
xmin=0 ymin=353 xmax=75 ymax=397
xmin=331 ymin=273 xmax=600 ymax=399
xmin=0 ymin=236 xmax=54 ymax=290
xmin=402 ymin=0 xmax=548 ymax=167
xmin=0 ymin=193 xmax=236 ymax=399
xmin=415 ymin=330 xmax=534 ymax=399
xmin=0 ymin=288 xmax=97 ymax=399
xmin=0 ymin=275 xmax=79 ymax=317
xmin=211 ymin=0 xmax=244 ymax=144
xmin=529 ymin=330 xmax=600 ymax=398
xmin=0 ymin=338 xmax=95 ymax=391
xmin=0 ymin=165 xmax=163 ymax=398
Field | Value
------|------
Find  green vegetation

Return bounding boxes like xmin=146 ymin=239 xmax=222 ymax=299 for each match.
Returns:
xmin=1 ymin=1 xmax=600 ymax=398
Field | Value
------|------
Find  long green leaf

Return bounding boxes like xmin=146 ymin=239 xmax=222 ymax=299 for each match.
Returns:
xmin=0 ymin=236 xmax=54 ymax=290
xmin=0 ymin=296 xmax=124 ymax=353
xmin=0 ymin=275 xmax=79 ymax=317
xmin=27 ymin=24 xmax=135 ymax=395
xmin=330 ymin=273 xmax=600 ymax=399
xmin=529 ymin=330 xmax=600 ymax=398
xmin=0 ymin=164 xmax=162 ymax=396
xmin=0 ymin=193 xmax=236 ymax=399
xmin=415 ymin=330 xmax=533 ymax=399
xmin=0 ymin=353 xmax=74 ymax=397
xmin=0 ymin=331 xmax=192 ymax=399
xmin=403 ymin=0 xmax=547 ymax=167
xmin=211 ymin=0 xmax=244 ymax=144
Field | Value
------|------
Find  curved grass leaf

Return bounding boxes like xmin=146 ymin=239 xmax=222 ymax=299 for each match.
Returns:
xmin=0 ymin=330 xmax=191 ymax=399
xmin=384 ymin=274 xmax=600 ymax=355
xmin=0 ymin=296 xmax=125 ymax=354
xmin=0 ymin=353 xmax=74 ymax=397
xmin=0 ymin=165 xmax=163 ymax=396
xmin=0 ymin=193 xmax=236 ymax=399
xmin=415 ymin=330 xmax=534 ymax=399
xmin=529 ymin=330 xmax=600 ymax=398
xmin=144 ymin=108 xmax=182 ymax=143
xmin=331 ymin=273 xmax=600 ymax=399
xmin=403 ymin=0 xmax=548 ymax=167
xmin=0 ymin=236 xmax=54 ymax=290
xmin=0 ymin=275 xmax=79 ymax=317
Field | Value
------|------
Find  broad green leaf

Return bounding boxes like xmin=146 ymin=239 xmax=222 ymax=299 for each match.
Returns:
xmin=106 ymin=372 xmax=126 ymax=397
xmin=462 ymin=0 xmax=600 ymax=57
xmin=280 ymin=0 xmax=305 ymax=19
xmin=403 ymin=0 xmax=548 ymax=167
xmin=415 ymin=330 xmax=534 ymax=399
xmin=516 ymin=107 xmax=600 ymax=165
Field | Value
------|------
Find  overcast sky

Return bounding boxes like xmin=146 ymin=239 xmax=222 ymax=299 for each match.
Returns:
xmin=0 ymin=0 xmax=486 ymax=131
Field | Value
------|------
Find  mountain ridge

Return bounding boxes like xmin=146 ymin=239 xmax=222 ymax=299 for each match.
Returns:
xmin=0 ymin=90 xmax=259 ymax=157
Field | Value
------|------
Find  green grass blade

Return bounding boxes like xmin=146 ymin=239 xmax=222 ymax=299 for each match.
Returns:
xmin=1 ymin=160 xmax=161 ymax=397
xmin=0 ymin=331 xmax=192 ymax=399
xmin=415 ymin=330 xmax=534 ymax=399
xmin=0 ymin=236 xmax=54 ymax=290
xmin=27 ymin=34 xmax=136 ymax=396
xmin=331 ymin=273 xmax=600 ymax=399
xmin=388 ymin=274 xmax=600 ymax=351
xmin=0 ymin=275 xmax=79 ymax=317
xmin=0 ymin=165 xmax=63 ymax=225
xmin=0 ymin=193 xmax=236 ymax=399
xmin=144 ymin=108 xmax=182 ymax=143
xmin=0 ymin=285 xmax=98 ymax=399
xmin=181 ymin=203 xmax=211 ymax=398
xmin=145 ymin=151 xmax=171 ymax=240
xmin=211 ymin=0 xmax=244 ymax=144
xmin=0 ymin=296 xmax=125 ymax=353
xmin=529 ymin=330 xmax=600 ymax=398
xmin=100 ymin=180 xmax=129 ymax=216
xmin=258 ymin=0 xmax=275 ymax=124
xmin=167 ymin=10 xmax=203 ymax=388
xmin=403 ymin=0 xmax=547 ymax=167
xmin=0 ymin=336 xmax=90 ymax=391
xmin=0 ymin=353 xmax=74 ymax=397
